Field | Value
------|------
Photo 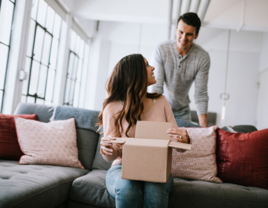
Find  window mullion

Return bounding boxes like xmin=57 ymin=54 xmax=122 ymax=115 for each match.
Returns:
xmin=63 ymin=51 xmax=71 ymax=105
xmin=71 ymin=54 xmax=79 ymax=106
xmin=26 ymin=22 xmax=38 ymax=97
xmin=43 ymin=32 xmax=53 ymax=101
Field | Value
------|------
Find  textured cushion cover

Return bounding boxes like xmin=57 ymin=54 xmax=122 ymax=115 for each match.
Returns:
xmin=14 ymin=117 xmax=83 ymax=169
xmin=171 ymin=126 xmax=222 ymax=183
xmin=0 ymin=160 xmax=88 ymax=208
xmin=69 ymin=170 xmax=115 ymax=207
xmin=0 ymin=114 xmax=37 ymax=160
xmin=216 ymin=128 xmax=268 ymax=189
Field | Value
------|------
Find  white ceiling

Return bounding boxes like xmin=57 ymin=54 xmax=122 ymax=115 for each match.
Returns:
xmin=59 ymin=0 xmax=268 ymax=34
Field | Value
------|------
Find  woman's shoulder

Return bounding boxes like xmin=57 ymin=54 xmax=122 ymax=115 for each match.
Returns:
xmin=103 ymin=101 xmax=123 ymax=116
xmin=154 ymin=95 xmax=171 ymax=110
xmin=155 ymin=95 xmax=169 ymax=104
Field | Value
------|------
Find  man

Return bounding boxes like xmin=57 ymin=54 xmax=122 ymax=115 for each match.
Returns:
xmin=151 ymin=12 xmax=210 ymax=127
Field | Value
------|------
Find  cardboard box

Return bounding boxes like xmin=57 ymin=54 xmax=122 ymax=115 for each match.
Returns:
xmin=110 ymin=121 xmax=191 ymax=183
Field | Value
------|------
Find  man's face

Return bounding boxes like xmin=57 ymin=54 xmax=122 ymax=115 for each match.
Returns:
xmin=175 ymin=20 xmax=199 ymax=52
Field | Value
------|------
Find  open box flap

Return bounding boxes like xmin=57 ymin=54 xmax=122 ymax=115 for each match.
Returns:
xmin=135 ymin=121 xmax=173 ymax=140
xmin=168 ymin=141 xmax=191 ymax=150
xmin=126 ymin=138 xmax=170 ymax=147
xmin=108 ymin=137 xmax=127 ymax=144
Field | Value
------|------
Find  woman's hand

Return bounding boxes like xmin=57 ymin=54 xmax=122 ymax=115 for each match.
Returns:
xmin=100 ymin=136 xmax=116 ymax=156
xmin=167 ymin=128 xmax=190 ymax=144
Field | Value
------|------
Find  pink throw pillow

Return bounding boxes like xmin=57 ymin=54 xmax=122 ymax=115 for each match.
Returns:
xmin=14 ymin=117 xmax=84 ymax=169
xmin=171 ymin=126 xmax=222 ymax=183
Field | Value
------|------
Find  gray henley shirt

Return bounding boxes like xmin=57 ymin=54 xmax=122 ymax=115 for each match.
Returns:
xmin=151 ymin=40 xmax=210 ymax=114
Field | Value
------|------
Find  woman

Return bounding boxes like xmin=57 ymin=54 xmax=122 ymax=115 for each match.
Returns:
xmin=98 ymin=54 xmax=189 ymax=208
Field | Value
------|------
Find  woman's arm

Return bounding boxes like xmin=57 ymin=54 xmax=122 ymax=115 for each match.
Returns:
xmin=163 ymin=97 xmax=190 ymax=144
xmin=100 ymin=105 xmax=121 ymax=162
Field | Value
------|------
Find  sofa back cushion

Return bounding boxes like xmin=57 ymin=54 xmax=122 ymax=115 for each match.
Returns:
xmin=14 ymin=103 xmax=53 ymax=122
xmin=76 ymin=128 xmax=99 ymax=170
xmin=0 ymin=113 xmax=37 ymax=160
xmin=92 ymin=131 xmax=113 ymax=170
xmin=216 ymin=128 xmax=268 ymax=189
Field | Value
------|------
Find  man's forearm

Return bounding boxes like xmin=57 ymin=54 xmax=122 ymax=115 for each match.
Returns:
xmin=198 ymin=114 xmax=208 ymax=127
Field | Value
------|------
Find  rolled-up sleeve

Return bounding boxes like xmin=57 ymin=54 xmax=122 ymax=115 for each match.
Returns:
xmin=151 ymin=45 xmax=165 ymax=94
xmin=194 ymin=53 xmax=210 ymax=114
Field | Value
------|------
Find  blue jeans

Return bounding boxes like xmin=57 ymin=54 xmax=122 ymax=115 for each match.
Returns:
xmin=172 ymin=110 xmax=191 ymax=122
xmin=106 ymin=164 xmax=174 ymax=208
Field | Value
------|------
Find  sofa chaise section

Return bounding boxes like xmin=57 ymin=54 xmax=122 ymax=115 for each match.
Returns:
xmin=0 ymin=160 xmax=88 ymax=208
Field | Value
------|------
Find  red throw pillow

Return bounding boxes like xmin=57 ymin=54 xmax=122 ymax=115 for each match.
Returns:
xmin=0 ymin=114 xmax=37 ymax=160
xmin=216 ymin=128 xmax=268 ymax=189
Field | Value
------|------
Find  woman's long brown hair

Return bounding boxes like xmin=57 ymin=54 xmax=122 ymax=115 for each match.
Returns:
xmin=97 ymin=54 xmax=161 ymax=137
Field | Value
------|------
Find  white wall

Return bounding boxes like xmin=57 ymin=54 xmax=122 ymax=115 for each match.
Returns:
xmin=85 ymin=21 xmax=265 ymax=128
xmin=85 ymin=21 xmax=168 ymax=110
xmin=189 ymin=29 xmax=261 ymax=126
xmin=256 ymin=32 xmax=268 ymax=130
xmin=259 ymin=32 xmax=268 ymax=72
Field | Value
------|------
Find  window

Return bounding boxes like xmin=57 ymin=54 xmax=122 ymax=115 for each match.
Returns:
xmin=63 ymin=30 xmax=88 ymax=107
xmin=21 ymin=0 xmax=62 ymax=105
xmin=0 ymin=0 xmax=16 ymax=112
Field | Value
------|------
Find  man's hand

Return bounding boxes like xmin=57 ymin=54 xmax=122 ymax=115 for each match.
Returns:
xmin=198 ymin=114 xmax=208 ymax=127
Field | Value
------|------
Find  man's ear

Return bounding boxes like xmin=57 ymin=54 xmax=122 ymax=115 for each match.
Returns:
xmin=195 ymin=32 xmax=199 ymax=39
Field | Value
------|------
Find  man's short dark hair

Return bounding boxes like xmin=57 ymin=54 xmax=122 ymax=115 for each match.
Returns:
xmin=177 ymin=12 xmax=201 ymax=34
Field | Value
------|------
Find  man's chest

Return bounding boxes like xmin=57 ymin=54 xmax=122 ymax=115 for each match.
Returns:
xmin=163 ymin=55 xmax=200 ymax=81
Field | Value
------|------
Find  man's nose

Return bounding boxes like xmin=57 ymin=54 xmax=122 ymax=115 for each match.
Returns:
xmin=181 ymin=33 xmax=186 ymax=40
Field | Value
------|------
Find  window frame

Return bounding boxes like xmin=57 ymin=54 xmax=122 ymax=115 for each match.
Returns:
xmin=63 ymin=49 xmax=80 ymax=106
xmin=0 ymin=0 xmax=16 ymax=112
xmin=22 ymin=0 xmax=62 ymax=105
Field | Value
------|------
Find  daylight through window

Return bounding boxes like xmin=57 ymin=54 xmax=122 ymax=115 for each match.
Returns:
xmin=0 ymin=0 xmax=16 ymax=112
xmin=21 ymin=0 xmax=62 ymax=105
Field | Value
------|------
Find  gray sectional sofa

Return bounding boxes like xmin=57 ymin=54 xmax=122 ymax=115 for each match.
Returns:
xmin=0 ymin=103 xmax=268 ymax=208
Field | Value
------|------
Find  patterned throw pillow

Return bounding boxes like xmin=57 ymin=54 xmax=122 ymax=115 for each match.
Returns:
xmin=171 ymin=126 xmax=222 ymax=183
xmin=14 ymin=117 xmax=84 ymax=169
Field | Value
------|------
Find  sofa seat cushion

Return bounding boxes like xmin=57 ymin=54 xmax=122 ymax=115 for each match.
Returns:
xmin=69 ymin=170 xmax=115 ymax=208
xmin=169 ymin=178 xmax=268 ymax=208
xmin=69 ymin=171 xmax=268 ymax=208
xmin=0 ymin=160 xmax=89 ymax=208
